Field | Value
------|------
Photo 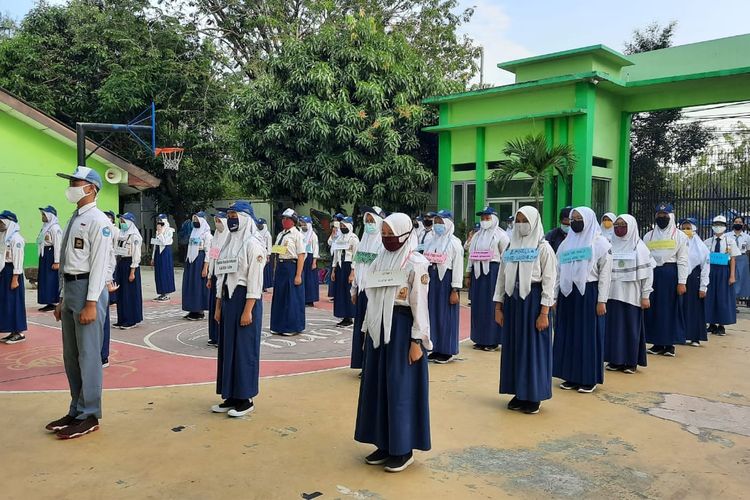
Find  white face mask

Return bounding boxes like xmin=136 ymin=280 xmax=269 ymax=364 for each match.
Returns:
xmin=712 ymin=225 xmax=726 ymax=235
xmin=215 ymin=220 xmax=224 ymax=232
xmin=65 ymin=185 xmax=90 ymax=204
xmin=480 ymin=220 xmax=493 ymax=230
xmin=515 ymin=222 xmax=531 ymax=237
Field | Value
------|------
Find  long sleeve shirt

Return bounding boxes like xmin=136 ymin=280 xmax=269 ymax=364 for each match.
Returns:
xmin=493 ymin=241 xmax=557 ymax=307
xmin=60 ymin=202 xmax=112 ymax=301
xmin=216 ymin=238 xmax=265 ymax=299
xmin=40 ymin=226 xmax=63 ymax=263
xmin=643 ymin=229 xmax=690 ymax=284
xmin=4 ymin=233 xmax=25 ymax=275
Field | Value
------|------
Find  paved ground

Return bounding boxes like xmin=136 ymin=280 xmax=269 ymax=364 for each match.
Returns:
xmin=2 ymin=269 xmax=749 ymax=499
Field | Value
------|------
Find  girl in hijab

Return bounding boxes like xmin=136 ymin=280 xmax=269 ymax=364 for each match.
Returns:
xmin=604 ymin=215 xmax=654 ymax=373
xmin=327 ymin=215 xmax=342 ymax=301
xmin=331 ymin=216 xmax=359 ymax=327
xmin=350 ymin=207 xmax=384 ymax=371
xmin=493 ymin=206 xmax=556 ymax=414
xmin=256 ymin=218 xmax=273 ymax=291
xmin=300 ymin=216 xmax=320 ymax=306
xmin=729 ymin=215 xmax=750 ymax=308
xmin=270 ymin=208 xmax=307 ymax=335
xmin=151 ymin=213 xmax=176 ymax=301
xmin=600 ymin=212 xmax=616 ymax=242
xmin=466 ymin=207 xmax=510 ymax=351
xmin=423 ymin=209 xmax=464 ymax=363
xmin=553 ymin=207 xmax=612 ymax=393
xmin=182 ymin=212 xmax=212 ymax=321
xmin=678 ymin=218 xmax=710 ymax=346
xmin=703 ymin=215 xmax=739 ymax=336
xmin=211 ymin=201 xmax=266 ymax=418
xmin=354 ymin=213 xmax=431 ymax=473
xmin=113 ymin=212 xmax=143 ymax=329
xmin=206 ymin=212 xmax=229 ymax=347
xmin=0 ymin=211 xmax=27 ymax=344
xmin=642 ymin=203 xmax=689 ymax=357
xmin=37 ymin=205 xmax=62 ymax=312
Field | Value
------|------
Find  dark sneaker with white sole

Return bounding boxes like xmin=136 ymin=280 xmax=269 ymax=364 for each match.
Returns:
xmin=507 ymin=396 xmax=523 ymax=411
xmin=365 ymin=449 xmax=389 ymax=465
xmin=662 ymin=346 xmax=676 ymax=357
xmin=56 ymin=416 xmax=99 ymax=439
xmin=102 ymin=358 xmax=109 ymax=368
xmin=228 ymin=399 xmax=254 ymax=417
xmin=623 ymin=366 xmax=636 ymax=374
xmin=522 ymin=401 xmax=540 ymax=414
xmin=4 ymin=333 xmax=26 ymax=344
xmin=647 ymin=345 xmax=664 ymax=355
xmin=384 ymin=452 xmax=414 ymax=473
xmin=559 ymin=381 xmax=578 ymax=390
xmin=0 ymin=333 xmax=13 ymax=342
xmin=45 ymin=414 xmax=79 ymax=432
xmin=578 ymin=384 xmax=597 ymax=393
xmin=605 ymin=363 xmax=621 ymax=371
xmin=211 ymin=399 xmax=238 ymax=413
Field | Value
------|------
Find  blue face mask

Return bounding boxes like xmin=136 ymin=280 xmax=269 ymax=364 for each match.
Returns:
xmin=227 ymin=217 xmax=240 ymax=232
xmin=433 ymin=223 xmax=447 ymax=236
xmin=119 ymin=222 xmax=129 ymax=231
xmin=364 ymin=222 xmax=378 ymax=235
xmin=561 ymin=224 xmax=570 ymax=233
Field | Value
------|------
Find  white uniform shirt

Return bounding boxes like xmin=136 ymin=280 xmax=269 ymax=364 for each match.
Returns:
xmin=493 ymin=241 xmax=557 ymax=307
xmin=116 ymin=232 xmax=142 ymax=269
xmin=555 ymin=238 xmax=613 ymax=303
xmin=466 ymin=230 xmax=510 ymax=275
xmin=39 ymin=225 xmax=63 ymax=263
xmin=275 ymin=227 xmax=306 ymax=260
xmin=3 ymin=231 xmax=25 ymax=275
xmin=703 ymin=234 xmax=741 ymax=258
xmin=61 ymin=202 xmax=112 ymax=301
xmin=731 ymin=232 xmax=750 ymax=254
xmin=394 ymin=255 xmax=432 ymax=349
xmin=609 ymin=241 xmax=655 ymax=308
xmin=151 ymin=227 xmax=174 ymax=258
xmin=643 ymin=228 xmax=689 ymax=284
xmin=333 ymin=234 xmax=359 ymax=267
xmin=426 ymin=235 xmax=464 ymax=289
xmin=303 ymin=230 xmax=320 ymax=258
xmin=216 ymin=237 xmax=265 ymax=299
xmin=417 ymin=228 xmax=434 ymax=252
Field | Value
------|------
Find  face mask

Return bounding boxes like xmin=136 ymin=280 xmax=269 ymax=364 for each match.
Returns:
xmin=340 ymin=227 xmax=350 ymax=234
xmin=433 ymin=223 xmax=447 ymax=236
xmin=733 ymin=224 xmax=744 ymax=231
xmin=480 ymin=220 xmax=493 ymax=230
xmin=301 ymin=226 xmax=308 ymax=232
xmin=365 ymin=223 xmax=378 ymax=235
xmin=120 ymin=222 xmax=129 ymax=231
xmin=560 ymin=224 xmax=570 ymax=233
xmin=192 ymin=221 xmax=201 ymax=228
xmin=257 ymin=224 xmax=265 ymax=231
xmin=157 ymin=222 xmax=165 ymax=227
xmin=712 ymin=225 xmax=726 ymax=235
xmin=614 ymin=226 xmax=628 ymax=238
xmin=65 ymin=185 xmax=89 ymax=204
xmin=382 ymin=229 xmax=412 ymax=252
xmin=602 ymin=220 xmax=613 ymax=230
xmin=682 ymin=228 xmax=693 ymax=238
xmin=570 ymin=220 xmax=584 ymax=233
xmin=282 ymin=218 xmax=295 ymax=230
xmin=655 ymin=216 xmax=670 ymax=229
xmin=215 ymin=221 xmax=224 ymax=232
xmin=413 ymin=222 xmax=419 ymax=229
xmin=515 ymin=222 xmax=531 ymax=237
xmin=423 ymin=219 xmax=433 ymax=228
xmin=227 ymin=217 xmax=240 ymax=232
xmin=42 ymin=214 xmax=48 ymax=223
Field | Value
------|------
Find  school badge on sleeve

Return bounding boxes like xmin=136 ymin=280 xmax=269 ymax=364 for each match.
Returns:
xmin=420 ymin=274 xmax=429 ymax=285
xmin=398 ymin=287 xmax=409 ymax=300
xmin=257 ymin=255 xmax=264 ymax=262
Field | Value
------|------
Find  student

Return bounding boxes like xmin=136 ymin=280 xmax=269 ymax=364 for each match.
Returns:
xmin=505 ymin=215 xmax=514 ymax=240
xmin=331 ymin=216 xmax=359 ymax=327
xmin=151 ymin=213 xmax=176 ymax=301
xmin=0 ymin=211 xmax=28 ymax=344
xmin=36 ymin=205 xmax=62 ymax=312
xmin=256 ymin=218 xmax=274 ymax=291
xmin=464 ymin=222 xmax=480 ymax=306
xmin=211 ymin=201 xmax=265 ymax=418
xmin=206 ymin=212 xmax=229 ymax=347
xmin=327 ymin=214 xmax=344 ymax=301
xmin=416 ymin=212 xmax=435 ymax=252
xmin=182 ymin=212 xmax=212 ymax=321
xmin=113 ymin=213 xmax=143 ymax=329
xmin=300 ymin=215 xmax=320 ymax=306
xmin=679 ymin=218 xmax=710 ymax=346
xmin=351 ymin=207 xmax=384 ymax=371
xmin=544 ymin=206 xmax=573 ymax=253
xmin=493 ymin=206 xmax=556 ymax=414
xmin=600 ymin=212 xmax=616 ymax=242
xmin=605 ymin=214 xmax=654 ymax=372
xmin=730 ymin=215 xmax=750 ymax=307
xmin=642 ymin=203 xmax=689 ymax=357
xmin=354 ymin=212 xmax=431 ymax=473
xmin=270 ymin=209 xmax=306 ymax=335
xmin=466 ymin=207 xmax=510 ymax=351
xmin=101 ymin=211 xmax=118 ymax=367
xmin=423 ymin=209 xmax=463 ymax=363
xmin=553 ymin=207 xmax=612 ymax=393
xmin=704 ymin=215 xmax=739 ymax=336
xmin=104 ymin=210 xmax=120 ymax=306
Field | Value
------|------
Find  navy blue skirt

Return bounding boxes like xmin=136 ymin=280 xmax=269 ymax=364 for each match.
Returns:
xmin=605 ymin=300 xmax=647 ymax=367
xmin=303 ymin=253 xmax=320 ymax=304
xmin=469 ymin=262 xmax=502 ymax=346
xmin=270 ymin=260 xmax=305 ymax=333
xmin=684 ymin=266 xmax=707 ymax=341
xmin=351 ymin=290 xmax=368 ymax=369
xmin=333 ymin=261 xmax=356 ymax=318
xmin=37 ymin=246 xmax=60 ymax=304
xmin=734 ymin=254 xmax=750 ymax=298
xmin=705 ymin=264 xmax=736 ymax=325
xmin=644 ymin=263 xmax=685 ymax=345
xmin=263 ymin=255 xmax=275 ymax=290
xmin=327 ymin=263 xmax=335 ymax=297
xmin=355 ymin=306 xmax=431 ymax=455
xmin=428 ymin=267 xmax=459 ymax=356
xmin=182 ymin=251 xmax=209 ymax=312
xmin=500 ymin=283 xmax=552 ymax=402
xmin=154 ymin=246 xmax=176 ymax=294
xmin=114 ymin=258 xmax=143 ymax=327
xmin=553 ymin=281 xmax=605 ymax=386
xmin=0 ymin=263 xmax=27 ymax=333
xmin=102 ymin=305 xmax=111 ymax=361
xmin=216 ymin=285 xmax=262 ymax=400
xmin=208 ymin=275 xmax=219 ymax=343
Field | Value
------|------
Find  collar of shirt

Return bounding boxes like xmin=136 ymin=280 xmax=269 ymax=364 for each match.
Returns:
xmin=77 ymin=202 xmax=97 ymax=215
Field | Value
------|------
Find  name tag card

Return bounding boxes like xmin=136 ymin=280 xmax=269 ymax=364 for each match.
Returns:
xmin=646 ymin=239 xmax=676 ymax=251
xmin=424 ymin=252 xmax=447 ymax=265
xmin=416 ymin=243 xmax=425 ymax=252
xmin=150 ymin=238 xmax=161 ymax=246
xmin=559 ymin=246 xmax=593 ymax=264
xmin=331 ymin=242 xmax=350 ymax=252
xmin=470 ymin=250 xmax=493 ymax=261
xmin=366 ymin=270 xmax=409 ymax=288
xmin=503 ymin=248 xmax=539 ymax=263
xmin=709 ymin=252 xmax=730 ymax=265
xmin=114 ymin=245 xmax=129 ymax=256
xmin=271 ymin=244 xmax=288 ymax=255
xmin=215 ymin=258 xmax=238 ymax=274
xmin=208 ymin=247 xmax=220 ymax=260
xmin=612 ymin=251 xmax=636 ymax=261
xmin=353 ymin=251 xmax=378 ymax=264
xmin=189 ymin=237 xmax=202 ymax=246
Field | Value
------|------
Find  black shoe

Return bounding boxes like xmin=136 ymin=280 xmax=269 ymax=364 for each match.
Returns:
xmin=662 ymin=346 xmax=676 ymax=357
xmin=0 ymin=333 xmax=13 ymax=342
xmin=522 ymin=401 xmax=540 ymax=414
xmin=45 ymin=414 xmax=78 ymax=432
xmin=384 ymin=452 xmax=414 ymax=473
xmin=228 ymin=399 xmax=254 ymax=417
xmin=647 ymin=345 xmax=664 ymax=355
xmin=559 ymin=381 xmax=578 ymax=390
xmin=578 ymin=384 xmax=597 ymax=393
xmin=211 ymin=399 xmax=238 ymax=413
xmin=623 ymin=366 xmax=636 ymax=374
xmin=56 ymin=416 xmax=99 ymax=439
xmin=4 ymin=333 xmax=26 ymax=344
xmin=39 ymin=304 xmax=56 ymax=312
xmin=427 ymin=352 xmax=439 ymax=361
xmin=337 ymin=319 xmax=353 ymax=327
xmin=707 ymin=324 xmax=718 ymax=333
xmin=365 ymin=449 xmax=389 ymax=465
xmin=507 ymin=396 xmax=523 ymax=411
xmin=716 ymin=326 xmax=727 ymax=336
xmin=102 ymin=358 xmax=109 ymax=368
xmin=434 ymin=353 xmax=454 ymax=364
xmin=605 ymin=363 xmax=621 ymax=371
xmin=305 ymin=302 xmax=314 ymax=307
xmin=472 ymin=344 xmax=485 ymax=350
xmin=207 ymin=339 xmax=218 ymax=347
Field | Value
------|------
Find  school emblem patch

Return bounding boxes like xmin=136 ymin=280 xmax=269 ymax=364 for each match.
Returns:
xmin=102 ymin=227 xmax=111 ymax=238
xmin=397 ymin=287 xmax=409 ymax=300
xmin=420 ymin=274 xmax=429 ymax=285
xmin=257 ymin=255 xmax=264 ymax=262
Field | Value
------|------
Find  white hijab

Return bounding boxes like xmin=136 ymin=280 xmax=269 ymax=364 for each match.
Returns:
xmin=469 ymin=213 xmax=504 ymax=278
xmin=38 ymin=210 xmax=61 ymax=256
xmin=600 ymin=211 xmax=616 ymax=242
xmin=1 ymin=218 xmax=21 ymax=254
xmin=301 ymin=220 xmax=314 ymax=248
xmin=118 ymin=217 xmax=141 ymax=241
xmin=211 ymin=214 xmax=229 ymax=257
xmin=425 ymin=216 xmax=455 ymax=280
xmin=187 ymin=214 xmax=210 ymax=263
xmin=558 ymin=207 xmax=611 ymax=296
xmin=219 ymin=212 xmax=257 ymax=297
xmin=611 ymin=214 xmax=653 ymax=282
xmin=156 ymin=216 xmax=174 ymax=253
xmin=684 ymin=222 xmax=709 ymax=272
xmin=646 ymin=212 xmax=680 ymax=263
xmin=504 ymin=206 xmax=545 ymax=300
xmin=364 ymin=213 xmax=417 ymax=348
xmin=358 ymin=210 xmax=384 ymax=254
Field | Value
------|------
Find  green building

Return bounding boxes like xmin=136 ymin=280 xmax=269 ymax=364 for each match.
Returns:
xmin=0 ymin=88 xmax=160 ymax=266
xmin=425 ymin=34 xmax=750 ymax=229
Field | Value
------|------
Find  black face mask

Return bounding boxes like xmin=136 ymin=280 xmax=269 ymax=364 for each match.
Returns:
xmin=655 ymin=216 xmax=670 ymax=230
xmin=570 ymin=220 xmax=584 ymax=233
xmin=340 ymin=227 xmax=350 ymax=234
xmin=157 ymin=222 xmax=165 ymax=227
xmin=413 ymin=222 xmax=419 ymax=229
xmin=733 ymin=223 xmax=744 ymax=231
xmin=257 ymin=224 xmax=265 ymax=231
xmin=192 ymin=221 xmax=201 ymax=228
xmin=423 ymin=219 xmax=433 ymax=227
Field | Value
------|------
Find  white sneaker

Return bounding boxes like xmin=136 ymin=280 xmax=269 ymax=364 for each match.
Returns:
xmin=228 ymin=400 xmax=255 ymax=417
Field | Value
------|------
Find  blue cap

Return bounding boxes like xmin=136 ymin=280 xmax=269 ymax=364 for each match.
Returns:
xmin=228 ymin=200 xmax=256 ymax=219
xmin=156 ymin=213 xmax=168 ymax=220
xmin=656 ymin=202 xmax=674 ymax=214
xmin=334 ymin=212 xmax=345 ymax=221
xmin=56 ymin=166 xmax=103 ymax=190
xmin=415 ymin=215 xmax=423 ymax=222
xmin=679 ymin=217 xmax=697 ymax=226
xmin=257 ymin=218 xmax=267 ymax=225
xmin=119 ymin=212 xmax=136 ymax=222
xmin=39 ymin=205 xmax=57 ymax=216
xmin=425 ymin=211 xmax=437 ymax=218
xmin=104 ymin=210 xmax=116 ymax=219
xmin=300 ymin=215 xmax=312 ymax=223
xmin=435 ymin=209 xmax=453 ymax=220
xmin=476 ymin=206 xmax=497 ymax=216
xmin=342 ymin=216 xmax=353 ymax=224
xmin=0 ymin=210 xmax=18 ymax=222
xmin=213 ymin=211 xmax=227 ymax=219
xmin=194 ymin=211 xmax=207 ymax=219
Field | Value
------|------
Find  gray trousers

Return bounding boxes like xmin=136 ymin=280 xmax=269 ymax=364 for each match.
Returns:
xmin=61 ymin=280 xmax=108 ymax=420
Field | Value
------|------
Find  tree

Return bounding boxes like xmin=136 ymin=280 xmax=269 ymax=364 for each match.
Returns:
xmin=232 ymin=13 xmax=450 ymax=213
xmin=489 ymin=134 xmax=576 ymax=209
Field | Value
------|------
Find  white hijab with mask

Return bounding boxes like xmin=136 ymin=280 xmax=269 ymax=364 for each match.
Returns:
xmin=218 ymin=212 xmax=258 ymax=297
xmin=684 ymin=221 xmax=709 ymax=272
xmin=600 ymin=211 xmax=616 ymax=242
xmin=118 ymin=217 xmax=141 ymax=242
xmin=38 ymin=210 xmax=61 ymax=256
xmin=363 ymin=213 xmax=416 ymax=348
xmin=210 ymin=214 xmax=229 ymax=259
xmin=558 ymin=206 xmax=611 ymax=296
xmin=504 ymin=206 xmax=545 ymax=300
xmin=355 ymin=210 xmax=384 ymax=291
xmin=424 ymin=216 xmax=456 ymax=280
xmin=468 ymin=213 xmax=504 ymax=278
xmin=1 ymin=217 xmax=21 ymax=255
xmin=611 ymin=214 xmax=653 ymax=282
xmin=187 ymin=214 xmax=210 ymax=263
xmin=301 ymin=219 xmax=314 ymax=250
xmin=155 ymin=216 xmax=174 ymax=253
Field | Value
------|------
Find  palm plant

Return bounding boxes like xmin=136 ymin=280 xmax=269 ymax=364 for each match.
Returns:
xmin=490 ymin=134 xmax=576 ymax=208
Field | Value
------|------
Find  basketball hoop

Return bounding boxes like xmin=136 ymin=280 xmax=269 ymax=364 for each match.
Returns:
xmin=155 ymin=147 xmax=184 ymax=171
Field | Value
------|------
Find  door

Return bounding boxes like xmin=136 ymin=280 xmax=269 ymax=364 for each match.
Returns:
xmin=452 ymin=182 xmax=476 ymax=225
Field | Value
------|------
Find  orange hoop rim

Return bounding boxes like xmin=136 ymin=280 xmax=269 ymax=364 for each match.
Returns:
xmin=154 ymin=147 xmax=184 ymax=157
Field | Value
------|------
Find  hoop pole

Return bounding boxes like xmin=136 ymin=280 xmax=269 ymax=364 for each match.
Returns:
xmin=151 ymin=101 xmax=156 ymax=156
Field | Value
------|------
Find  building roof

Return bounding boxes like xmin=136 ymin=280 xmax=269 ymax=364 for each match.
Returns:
xmin=497 ymin=44 xmax=634 ymax=73
xmin=0 ymin=87 xmax=160 ymax=189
